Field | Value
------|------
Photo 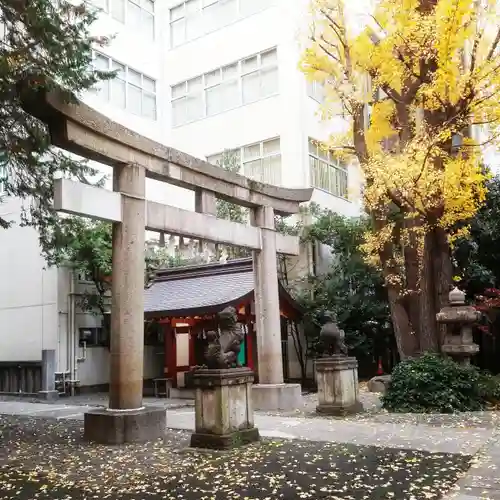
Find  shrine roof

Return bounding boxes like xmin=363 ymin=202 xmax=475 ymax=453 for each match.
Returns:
xmin=144 ymin=258 xmax=301 ymax=318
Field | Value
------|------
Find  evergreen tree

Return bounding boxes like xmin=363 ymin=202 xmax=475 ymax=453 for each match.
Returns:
xmin=0 ymin=0 xmax=112 ymax=259
xmin=214 ymin=150 xmax=250 ymax=259
xmin=293 ymin=210 xmax=394 ymax=374
xmin=215 ymin=150 xmax=247 ymax=224
xmin=454 ymin=175 xmax=500 ymax=297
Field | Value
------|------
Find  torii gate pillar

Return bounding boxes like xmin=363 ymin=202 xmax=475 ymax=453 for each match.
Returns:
xmin=251 ymin=206 xmax=302 ymax=411
xmin=84 ymin=164 xmax=166 ymax=444
xmin=109 ymin=163 xmax=146 ymax=410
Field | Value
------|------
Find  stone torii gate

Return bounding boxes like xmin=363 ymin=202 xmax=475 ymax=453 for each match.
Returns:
xmin=21 ymin=89 xmax=312 ymax=444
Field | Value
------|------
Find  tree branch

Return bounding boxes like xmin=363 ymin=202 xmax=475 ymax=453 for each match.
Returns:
xmin=487 ymin=28 xmax=500 ymax=61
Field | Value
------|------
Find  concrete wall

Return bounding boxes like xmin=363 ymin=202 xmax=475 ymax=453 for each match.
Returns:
xmin=76 ymin=346 xmax=163 ymax=387
xmin=0 ymin=198 xmax=59 ymax=362
xmin=59 ymin=270 xmax=164 ymax=388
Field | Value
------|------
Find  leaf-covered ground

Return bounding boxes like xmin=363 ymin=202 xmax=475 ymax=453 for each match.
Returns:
xmin=0 ymin=415 xmax=470 ymax=499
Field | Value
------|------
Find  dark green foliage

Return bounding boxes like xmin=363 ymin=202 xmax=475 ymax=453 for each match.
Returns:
xmin=477 ymin=371 xmax=500 ymax=405
xmin=453 ymin=175 xmax=500 ymax=297
xmin=213 ymin=150 xmax=249 ymax=258
xmin=382 ymin=353 xmax=491 ymax=413
xmin=292 ymin=208 xmax=393 ymax=368
xmin=214 ymin=151 xmax=247 ymax=224
xmin=58 ymin=219 xmax=193 ymax=318
xmin=0 ymin=0 xmax=112 ymax=258
xmin=57 ymin=218 xmax=112 ymax=317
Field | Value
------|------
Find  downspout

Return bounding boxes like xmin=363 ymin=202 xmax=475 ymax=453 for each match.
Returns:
xmin=66 ymin=270 xmax=72 ymax=394
xmin=69 ymin=269 xmax=76 ymax=396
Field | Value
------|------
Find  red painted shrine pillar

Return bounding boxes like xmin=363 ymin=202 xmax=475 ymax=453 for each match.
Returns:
xmin=163 ymin=323 xmax=177 ymax=388
xmin=188 ymin=326 xmax=196 ymax=367
xmin=245 ymin=305 xmax=255 ymax=371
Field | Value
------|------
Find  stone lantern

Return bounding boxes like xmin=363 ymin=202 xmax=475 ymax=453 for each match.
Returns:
xmin=436 ymin=287 xmax=480 ymax=365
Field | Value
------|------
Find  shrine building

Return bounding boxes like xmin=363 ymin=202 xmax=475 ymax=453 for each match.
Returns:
xmin=144 ymin=258 xmax=303 ymax=396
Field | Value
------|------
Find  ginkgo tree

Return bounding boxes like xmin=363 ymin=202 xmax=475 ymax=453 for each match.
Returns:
xmin=301 ymin=0 xmax=500 ymax=358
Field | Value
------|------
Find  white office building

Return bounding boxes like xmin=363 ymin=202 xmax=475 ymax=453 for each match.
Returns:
xmin=0 ymin=0 xmax=363 ymax=394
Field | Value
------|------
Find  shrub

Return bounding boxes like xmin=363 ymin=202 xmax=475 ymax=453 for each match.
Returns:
xmin=382 ymin=353 xmax=485 ymax=413
xmin=478 ymin=372 xmax=500 ymax=406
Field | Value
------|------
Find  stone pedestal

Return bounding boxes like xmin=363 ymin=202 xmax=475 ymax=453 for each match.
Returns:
xmin=84 ymin=407 xmax=166 ymax=444
xmin=190 ymin=368 xmax=260 ymax=450
xmin=316 ymin=356 xmax=362 ymax=416
xmin=252 ymin=383 xmax=303 ymax=411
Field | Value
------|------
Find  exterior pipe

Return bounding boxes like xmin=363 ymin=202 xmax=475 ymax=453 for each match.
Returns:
xmin=65 ymin=269 xmax=73 ymax=395
xmin=69 ymin=269 xmax=76 ymax=396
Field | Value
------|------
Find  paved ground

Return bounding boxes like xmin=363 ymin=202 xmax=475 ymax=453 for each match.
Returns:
xmin=0 ymin=399 xmax=495 ymax=455
xmin=444 ymin=433 xmax=500 ymax=500
xmin=1 ymin=396 xmax=500 ymax=498
xmin=0 ymin=415 xmax=473 ymax=499
xmin=0 ymin=387 xmax=382 ymax=415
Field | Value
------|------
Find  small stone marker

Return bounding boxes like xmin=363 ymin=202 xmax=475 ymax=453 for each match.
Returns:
xmin=367 ymin=374 xmax=392 ymax=394
xmin=190 ymin=368 xmax=260 ymax=450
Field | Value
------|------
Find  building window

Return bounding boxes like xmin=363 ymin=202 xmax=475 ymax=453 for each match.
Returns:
xmin=92 ymin=52 xmax=157 ymax=120
xmin=308 ymin=138 xmax=348 ymax=199
xmin=207 ymin=137 xmax=282 ymax=186
xmin=91 ymin=0 xmax=155 ymax=40
xmin=307 ymin=80 xmax=326 ymax=103
xmin=170 ymin=0 xmax=270 ymax=48
xmin=307 ymin=80 xmax=347 ymax=117
xmin=77 ymin=270 xmax=94 ymax=283
xmin=172 ymin=48 xmax=278 ymax=127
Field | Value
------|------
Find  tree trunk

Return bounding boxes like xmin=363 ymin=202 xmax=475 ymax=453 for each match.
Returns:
xmin=387 ymin=285 xmax=420 ymax=359
xmin=432 ymin=226 xmax=453 ymax=346
xmin=418 ymin=232 xmax=440 ymax=352
xmin=418 ymin=228 xmax=452 ymax=352
xmin=290 ymin=321 xmax=308 ymax=385
xmin=403 ymin=218 xmax=422 ymax=340
xmin=377 ymin=219 xmax=420 ymax=359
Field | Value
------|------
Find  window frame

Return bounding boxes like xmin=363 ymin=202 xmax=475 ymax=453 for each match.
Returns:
xmin=206 ymin=137 xmax=282 ymax=186
xmin=307 ymin=80 xmax=325 ymax=104
xmin=169 ymin=0 xmax=269 ymax=48
xmin=90 ymin=0 xmax=155 ymax=40
xmin=308 ymin=138 xmax=348 ymax=199
xmin=91 ymin=51 xmax=157 ymax=120
xmin=307 ymin=79 xmax=346 ymax=117
xmin=171 ymin=48 xmax=278 ymax=127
